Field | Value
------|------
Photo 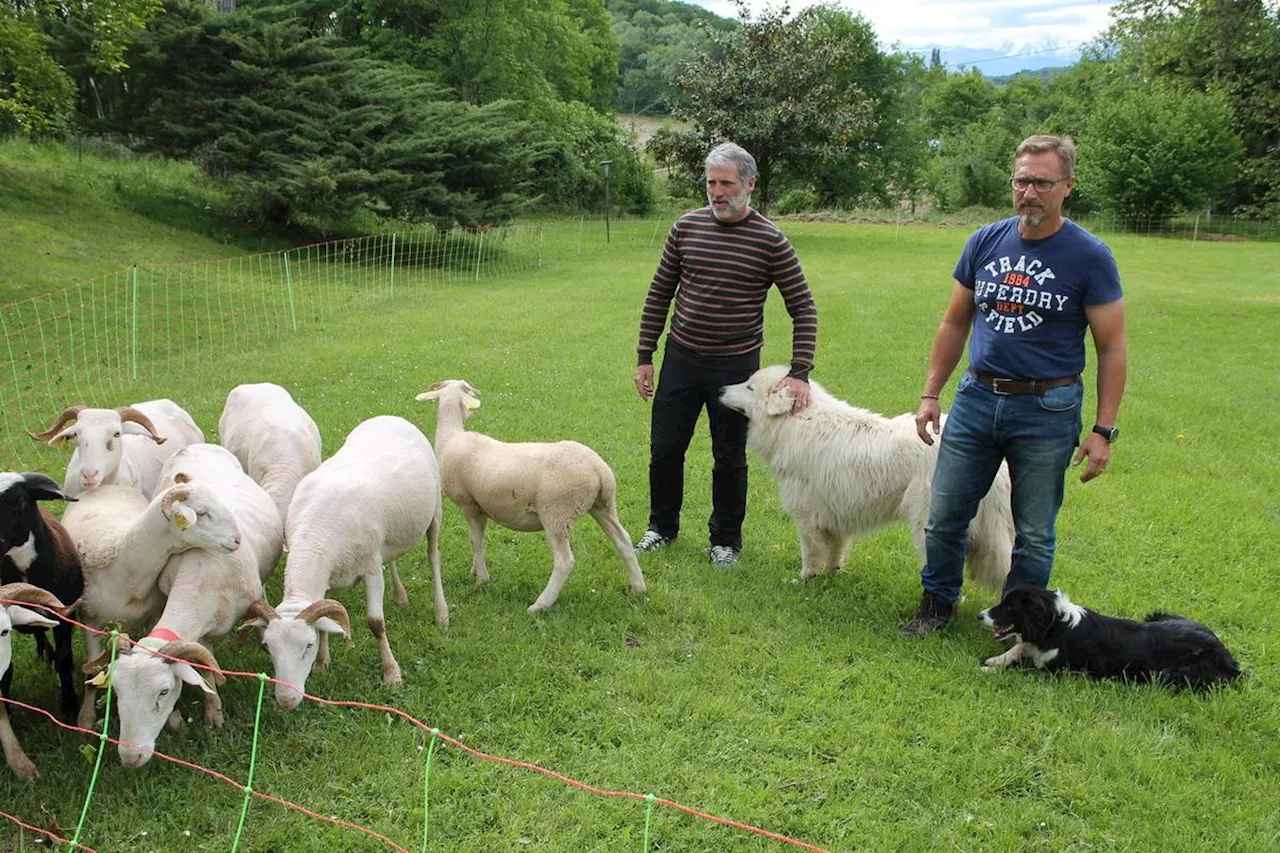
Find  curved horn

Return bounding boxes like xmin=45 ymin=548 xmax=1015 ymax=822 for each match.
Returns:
xmin=160 ymin=485 xmax=194 ymax=518
xmin=0 ymin=583 xmax=66 ymax=613
xmin=156 ymin=640 xmax=226 ymax=686
xmin=116 ymin=407 xmax=167 ymax=444
xmin=244 ymin=599 xmax=281 ymax=624
xmin=297 ymin=599 xmax=353 ymax=646
xmin=26 ymin=406 xmax=84 ymax=443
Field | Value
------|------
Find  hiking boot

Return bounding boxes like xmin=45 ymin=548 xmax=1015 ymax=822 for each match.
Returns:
xmin=634 ymin=530 xmax=674 ymax=553
xmin=708 ymin=545 xmax=739 ymax=570
xmin=899 ymin=591 xmax=954 ymax=637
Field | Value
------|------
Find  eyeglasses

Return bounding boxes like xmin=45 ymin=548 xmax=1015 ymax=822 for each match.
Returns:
xmin=1011 ymin=176 xmax=1069 ymax=193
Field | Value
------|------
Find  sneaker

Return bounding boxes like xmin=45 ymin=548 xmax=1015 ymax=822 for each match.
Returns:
xmin=899 ymin=591 xmax=954 ymax=637
xmin=708 ymin=545 xmax=739 ymax=570
xmin=634 ymin=530 xmax=674 ymax=553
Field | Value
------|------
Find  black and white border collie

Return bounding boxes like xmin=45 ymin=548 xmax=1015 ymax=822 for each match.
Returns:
xmin=977 ymin=586 xmax=1242 ymax=691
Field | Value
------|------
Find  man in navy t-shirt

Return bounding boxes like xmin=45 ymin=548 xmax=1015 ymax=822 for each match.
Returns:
xmin=901 ymin=134 xmax=1128 ymax=637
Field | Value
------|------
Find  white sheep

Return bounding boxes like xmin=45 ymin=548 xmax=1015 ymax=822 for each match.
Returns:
xmin=239 ymin=415 xmax=447 ymax=709
xmin=1 ymin=583 xmax=68 ymax=780
xmin=218 ymin=382 xmax=323 ymax=528
xmin=61 ymin=477 xmax=243 ymax=730
xmin=91 ymin=443 xmax=283 ymax=767
xmin=27 ymin=400 xmax=204 ymax=497
xmin=415 ymin=379 xmax=646 ymax=613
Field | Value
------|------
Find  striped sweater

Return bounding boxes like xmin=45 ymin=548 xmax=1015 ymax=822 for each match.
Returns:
xmin=637 ymin=207 xmax=818 ymax=379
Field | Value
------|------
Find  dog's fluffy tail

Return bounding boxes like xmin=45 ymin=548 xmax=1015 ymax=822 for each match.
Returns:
xmin=965 ymin=464 xmax=1014 ymax=591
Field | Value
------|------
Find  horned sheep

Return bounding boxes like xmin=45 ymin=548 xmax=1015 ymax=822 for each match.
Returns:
xmin=415 ymin=379 xmax=646 ymax=613
xmin=240 ymin=415 xmax=448 ymax=709
xmin=27 ymin=400 xmax=204 ymax=497
xmin=62 ymin=477 xmax=243 ymax=729
xmin=93 ymin=444 xmax=282 ymax=767
xmin=218 ymin=382 xmax=322 ymax=528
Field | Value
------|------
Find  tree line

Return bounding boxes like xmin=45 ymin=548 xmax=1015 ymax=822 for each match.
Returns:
xmin=2 ymin=0 xmax=1276 ymax=231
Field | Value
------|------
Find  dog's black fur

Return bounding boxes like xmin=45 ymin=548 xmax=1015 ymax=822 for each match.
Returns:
xmin=977 ymin=586 xmax=1242 ymax=691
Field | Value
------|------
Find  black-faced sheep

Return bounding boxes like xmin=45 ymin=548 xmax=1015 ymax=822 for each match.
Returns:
xmin=0 ymin=472 xmax=83 ymax=719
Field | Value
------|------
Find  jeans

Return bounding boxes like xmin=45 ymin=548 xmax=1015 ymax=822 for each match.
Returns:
xmin=648 ymin=341 xmax=759 ymax=550
xmin=922 ymin=370 xmax=1083 ymax=604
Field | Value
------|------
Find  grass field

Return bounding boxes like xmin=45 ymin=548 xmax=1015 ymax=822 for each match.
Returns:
xmin=3 ymin=168 xmax=1280 ymax=850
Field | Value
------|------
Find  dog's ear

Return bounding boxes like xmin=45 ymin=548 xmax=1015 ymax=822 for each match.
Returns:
xmin=765 ymin=381 xmax=793 ymax=416
xmin=1014 ymin=588 xmax=1056 ymax=646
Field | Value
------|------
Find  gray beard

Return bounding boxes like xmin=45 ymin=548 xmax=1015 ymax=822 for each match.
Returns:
xmin=1019 ymin=210 xmax=1045 ymax=229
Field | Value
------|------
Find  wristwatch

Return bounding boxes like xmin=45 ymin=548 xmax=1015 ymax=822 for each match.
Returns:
xmin=1092 ymin=424 xmax=1119 ymax=443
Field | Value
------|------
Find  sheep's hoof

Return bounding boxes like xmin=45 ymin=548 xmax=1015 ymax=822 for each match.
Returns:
xmin=206 ymin=709 xmax=225 ymax=728
xmin=383 ymin=669 xmax=403 ymax=687
xmin=12 ymin=755 xmax=39 ymax=781
xmin=630 ymin=584 xmax=647 ymax=595
xmin=800 ymin=568 xmax=819 ymax=580
xmin=527 ymin=600 xmax=552 ymax=614
xmin=981 ymin=657 xmax=1004 ymax=670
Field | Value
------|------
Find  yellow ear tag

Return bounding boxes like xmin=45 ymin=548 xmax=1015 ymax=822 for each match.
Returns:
xmin=464 ymin=397 xmax=481 ymax=411
xmin=89 ymin=669 xmax=110 ymax=687
xmin=174 ymin=513 xmax=189 ymax=530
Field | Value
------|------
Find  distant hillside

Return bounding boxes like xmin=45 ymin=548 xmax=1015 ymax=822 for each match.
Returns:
xmin=893 ymin=41 xmax=1083 ymax=78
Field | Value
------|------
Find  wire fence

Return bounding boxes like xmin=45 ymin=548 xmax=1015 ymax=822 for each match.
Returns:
xmin=0 ymin=602 xmax=833 ymax=853
xmin=0 ymin=215 xmax=679 ymax=472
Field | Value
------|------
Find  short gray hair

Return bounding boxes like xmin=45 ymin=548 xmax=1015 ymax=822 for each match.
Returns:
xmin=1015 ymin=135 xmax=1077 ymax=178
xmin=706 ymin=142 xmax=758 ymax=183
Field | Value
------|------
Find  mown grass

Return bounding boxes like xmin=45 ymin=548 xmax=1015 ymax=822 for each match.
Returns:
xmin=2 ymin=211 xmax=1279 ymax=851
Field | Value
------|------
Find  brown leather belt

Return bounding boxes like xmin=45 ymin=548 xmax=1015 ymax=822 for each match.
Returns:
xmin=970 ymin=370 xmax=1079 ymax=396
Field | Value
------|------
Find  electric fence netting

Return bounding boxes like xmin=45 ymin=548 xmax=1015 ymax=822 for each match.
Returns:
xmin=0 ymin=222 xmax=572 ymax=471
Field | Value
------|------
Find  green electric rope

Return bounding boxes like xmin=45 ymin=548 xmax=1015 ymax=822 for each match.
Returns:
xmin=421 ymin=727 xmax=440 ymax=852
xmin=231 ymin=673 xmax=270 ymax=852
xmin=68 ymin=630 xmax=121 ymax=852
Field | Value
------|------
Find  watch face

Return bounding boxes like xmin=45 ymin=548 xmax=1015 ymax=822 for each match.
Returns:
xmin=1095 ymin=425 xmax=1118 ymax=443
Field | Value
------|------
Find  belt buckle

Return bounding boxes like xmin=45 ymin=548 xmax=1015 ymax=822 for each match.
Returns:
xmin=990 ymin=377 xmax=1014 ymax=395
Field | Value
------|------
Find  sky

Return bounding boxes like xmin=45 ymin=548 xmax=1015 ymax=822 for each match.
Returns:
xmin=682 ymin=0 xmax=1121 ymax=66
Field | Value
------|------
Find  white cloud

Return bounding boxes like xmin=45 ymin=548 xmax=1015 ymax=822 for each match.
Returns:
xmin=682 ymin=0 xmax=1118 ymax=51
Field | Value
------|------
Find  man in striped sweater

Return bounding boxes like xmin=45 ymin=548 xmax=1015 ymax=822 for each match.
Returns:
xmin=632 ymin=142 xmax=818 ymax=569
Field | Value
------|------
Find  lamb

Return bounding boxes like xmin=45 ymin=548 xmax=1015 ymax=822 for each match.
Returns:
xmin=1 ymin=583 xmax=71 ymax=779
xmin=61 ymin=477 xmax=243 ymax=730
xmin=0 ymin=472 xmax=84 ymax=720
xmin=218 ymin=382 xmax=323 ymax=528
xmin=90 ymin=444 xmax=283 ymax=767
xmin=238 ymin=416 xmax=448 ymax=709
xmin=27 ymin=400 xmax=204 ymax=497
xmin=415 ymin=379 xmax=646 ymax=613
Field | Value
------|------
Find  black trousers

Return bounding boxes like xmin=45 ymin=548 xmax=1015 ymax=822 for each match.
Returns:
xmin=647 ymin=341 xmax=759 ymax=550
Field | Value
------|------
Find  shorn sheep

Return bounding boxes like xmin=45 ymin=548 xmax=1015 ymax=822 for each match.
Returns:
xmin=416 ymin=379 xmax=646 ymax=613
xmin=239 ymin=415 xmax=448 ymax=708
xmin=1 ymin=583 xmax=72 ymax=779
xmin=91 ymin=444 xmax=282 ymax=767
xmin=218 ymin=382 xmax=323 ymax=528
xmin=0 ymin=472 xmax=83 ymax=719
xmin=27 ymin=400 xmax=204 ymax=497
xmin=62 ymin=477 xmax=243 ymax=729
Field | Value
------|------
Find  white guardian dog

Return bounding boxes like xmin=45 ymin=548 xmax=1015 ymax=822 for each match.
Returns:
xmin=720 ymin=365 xmax=1013 ymax=586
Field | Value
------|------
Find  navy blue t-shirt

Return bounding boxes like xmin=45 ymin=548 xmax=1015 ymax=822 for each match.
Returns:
xmin=953 ymin=216 xmax=1123 ymax=379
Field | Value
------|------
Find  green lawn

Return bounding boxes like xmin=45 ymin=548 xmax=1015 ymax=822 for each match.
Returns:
xmin=2 ymin=207 xmax=1279 ymax=851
